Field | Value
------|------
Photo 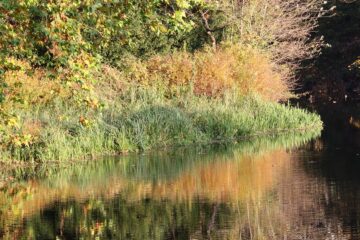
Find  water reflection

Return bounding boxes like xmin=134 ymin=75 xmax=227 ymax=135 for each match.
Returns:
xmin=1 ymin=126 xmax=356 ymax=240
xmin=297 ymin=103 xmax=360 ymax=240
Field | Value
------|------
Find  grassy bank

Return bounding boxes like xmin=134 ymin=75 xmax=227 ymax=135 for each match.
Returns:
xmin=2 ymin=79 xmax=322 ymax=163
xmin=0 ymin=46 xmax=323 ymax=164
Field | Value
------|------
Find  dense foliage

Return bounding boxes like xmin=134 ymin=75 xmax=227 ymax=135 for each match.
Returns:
xmin=0 ymin=0 xmax=213 ymax=105
xmin=0 ymin=0 xmax=206 ymax=148
xmin=0 ymin=0 xmax=325 ymax=161
xmin=0 ymin=0 xmax=203 ymax=66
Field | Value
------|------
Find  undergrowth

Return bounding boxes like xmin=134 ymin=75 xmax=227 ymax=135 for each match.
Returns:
xmin=0 ymin=0 xmax=326 ymax=164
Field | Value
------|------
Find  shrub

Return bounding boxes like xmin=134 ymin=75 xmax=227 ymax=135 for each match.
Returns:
xmin=3 ymin=59 xmax=65 ymax=109
xmin=126 ymin=45 xmax=291 ymax=101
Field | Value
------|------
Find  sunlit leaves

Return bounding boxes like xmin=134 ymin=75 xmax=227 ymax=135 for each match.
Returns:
xmin=0 ymin=0 xmax=212 ymax=149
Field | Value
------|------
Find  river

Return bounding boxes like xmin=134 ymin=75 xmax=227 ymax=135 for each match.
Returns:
xmin=1 ymin=102 xmax=360 ymax=240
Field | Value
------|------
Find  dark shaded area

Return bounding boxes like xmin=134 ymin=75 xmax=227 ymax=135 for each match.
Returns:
xmin=301 ymin=102 xmax=360 ymax=239
xmin=300 ymin=0 xmax=360 ymax=102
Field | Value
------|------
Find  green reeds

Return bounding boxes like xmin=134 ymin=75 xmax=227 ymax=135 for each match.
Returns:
xmin=2 ymin=86 xmax=322 ymax=163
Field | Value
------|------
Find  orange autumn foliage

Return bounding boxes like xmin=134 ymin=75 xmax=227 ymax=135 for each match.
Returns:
xmin=128 ymin=45 xmax=292 ymax=101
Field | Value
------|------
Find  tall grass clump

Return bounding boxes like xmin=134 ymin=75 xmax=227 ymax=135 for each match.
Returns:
xmin=0 ymin=70 xmax=322 ymax=163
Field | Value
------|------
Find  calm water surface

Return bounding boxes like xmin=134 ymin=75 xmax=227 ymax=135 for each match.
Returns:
xmin=1 ymin=104 xmax=360 ymax=240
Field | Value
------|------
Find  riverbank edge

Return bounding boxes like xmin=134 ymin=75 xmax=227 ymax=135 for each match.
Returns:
xmin=0 ymin=91 xmax=324 ymax=165
xmin=0 ymin=127 xmax=322 ymax=192
xmin=0 ymin=122 xmax=323 ymax=168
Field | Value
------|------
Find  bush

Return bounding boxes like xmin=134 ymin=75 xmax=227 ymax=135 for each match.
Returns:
xmin=120 ymin=45 xmax=291 ymax=101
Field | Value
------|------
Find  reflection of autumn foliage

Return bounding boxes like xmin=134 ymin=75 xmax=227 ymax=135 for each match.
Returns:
xmin=0 ymin=130 xmax=326 ymax=239
xmin=0 ymin=149 xmax=289 ymax=237
xmin=139 ymin=150 xmax=288 ymax=202
xmin=2 ymin=145 xmax=357 ymax=239
xmin=6 ymin=150 xmax=286 ymax=206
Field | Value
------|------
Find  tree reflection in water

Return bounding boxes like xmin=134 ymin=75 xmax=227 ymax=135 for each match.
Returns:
xmin=3 ymin=131 xmax=354 ymax=239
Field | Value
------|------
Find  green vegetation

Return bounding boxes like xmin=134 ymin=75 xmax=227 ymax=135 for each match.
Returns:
xmin=0 ymin=0 xmax=325 ymax=163
xmin=2 ymin=82 xmax=322 ymax=162
xmin=3 ymin=129 xmax=320 ymax=182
